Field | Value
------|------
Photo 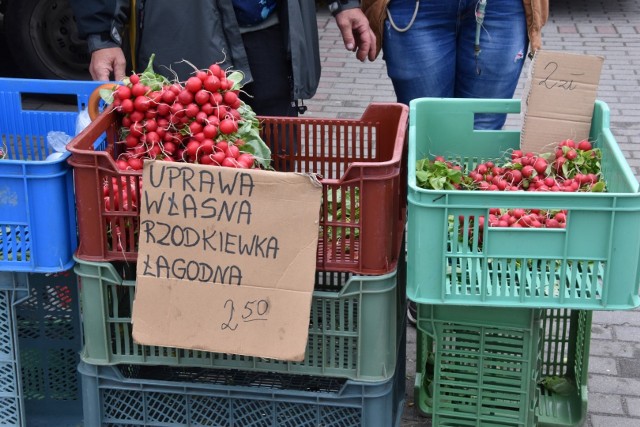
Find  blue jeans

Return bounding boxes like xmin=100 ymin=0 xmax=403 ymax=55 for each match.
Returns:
xmin=383 ymin=0 xmax=529 ymax=129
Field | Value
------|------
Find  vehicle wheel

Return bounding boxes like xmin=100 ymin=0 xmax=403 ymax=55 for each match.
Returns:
xmin=4 ymin=0 xmax=90 ymax=80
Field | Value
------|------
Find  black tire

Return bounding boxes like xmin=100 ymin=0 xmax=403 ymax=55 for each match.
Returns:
xmin=4 ymin=0 xmax=90 ymax=80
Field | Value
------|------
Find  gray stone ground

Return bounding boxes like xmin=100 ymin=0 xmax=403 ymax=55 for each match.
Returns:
xmin=309 ymin=1 xmax=640 ymax=426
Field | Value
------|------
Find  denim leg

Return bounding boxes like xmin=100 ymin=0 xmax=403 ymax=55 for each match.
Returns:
xmin=456 ymin=0 xmax=529 ymax=129
xmin=383 ymin=0 xmax=528 ymax=129
xmin=383 ymin=0 xmax=460 ymax=105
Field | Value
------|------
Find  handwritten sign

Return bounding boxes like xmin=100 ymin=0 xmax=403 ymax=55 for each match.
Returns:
xmin=131 ymin=161 xmax=322 ymax=361
xmin=521 ymin=51 xmax=603 ymax=153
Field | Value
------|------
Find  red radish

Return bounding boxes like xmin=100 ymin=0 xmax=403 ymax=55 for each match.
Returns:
xmin=161 ymin=89 xmax=176 ymax=104
xmin=577 ymin=140 xmax=592 ymax=151
xmin=177 ymin=90 xmax=194 ymax=106
xmin=129 ymin=74 xmax=140 ymax=85
xmin=131 ymin=83 xmax=147 ymax=97
xmin=223 ymin=91 xmax=238 ymax=105
xmin=533 ymin=158 xmax=548 ymax=175
xmin=200 ymin=139 xmax=215 ymax=155
xmin=204 ymin=75 xmax=221 ymax=92
xmin=219 ymin=119 xmax=238 ymax=134
xmin=185 ymin=77 xmax=203 ymax=93
xmin=225 ymin=145 xmax=240 ymax=159
xmin=120 ymin=98 xmax=134 ymax=114
xmin=196 ymin=70 xmax=208 ymax=81
xmin=208 ymin=63 xmax=223 ymax=78
xmin=203 ymin=124 xmax=218 ymax=139
xmin=195 ymin=90 xmax=210 ymax=105
xmin=237 ymin=153 xmax=255 ymax=168
xmin=565 ymin=149 xmax=577 ymax=160
xmin=521 ymin=165 xmax=535 ymax=178
xmin=212 ymin=150 xmax=226 ymax=165
xmin=222 ymin=157 xmax=239 ymax=168
xmin=128 ymin=157 xmax=143 ymax=170
xmin=117 ymin=85 xmax=132 ymax=100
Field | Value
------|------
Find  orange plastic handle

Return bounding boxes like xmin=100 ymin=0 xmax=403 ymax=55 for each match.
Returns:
xmin=88 ymin=83 xmax=120 ymax=121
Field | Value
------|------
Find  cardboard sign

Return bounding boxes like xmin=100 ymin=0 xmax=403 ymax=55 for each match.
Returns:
xmin=521 ymin=50 xmax=603 ymax=153
xmin=131 ymin=161 xmax=322 ymax=361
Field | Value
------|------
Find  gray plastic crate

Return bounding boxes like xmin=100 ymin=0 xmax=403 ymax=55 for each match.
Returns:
xmin=0 ymin=271 xmax=83 ymax=427
xmin=79 ymin=330 xmax=406 ymax=427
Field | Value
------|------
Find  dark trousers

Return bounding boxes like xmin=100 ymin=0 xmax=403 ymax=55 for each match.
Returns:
xmin=240 ymin=24 xmax=298 ymax=117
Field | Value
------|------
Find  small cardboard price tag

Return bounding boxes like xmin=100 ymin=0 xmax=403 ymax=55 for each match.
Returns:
xmin=131 ymin=161 xmax=322 ymax=361
xmin=521 ymin=50 xmax=604 ymax=153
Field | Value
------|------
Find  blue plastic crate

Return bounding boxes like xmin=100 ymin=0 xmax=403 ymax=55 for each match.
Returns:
xmin=0 ymin=78 xmax=103 ymax=273
xmin=79 ymin=332 xmax=406 ymax=427
xmin=0 ymin=270 xmax=83 ymax=427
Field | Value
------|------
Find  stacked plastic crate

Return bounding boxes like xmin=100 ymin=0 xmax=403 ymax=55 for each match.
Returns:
xmin=406 ymin=98 xmax=640 ymax=426
xmin=0 ymin=78 xmax=101 ymax=426
xmin=67 ymin=102 xmax=410 ymax=426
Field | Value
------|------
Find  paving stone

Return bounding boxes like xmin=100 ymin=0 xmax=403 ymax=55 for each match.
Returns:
xmin=625 ymin=397 xmax=640 ymax=417
xmin=588 ymin=392 xmax=625 ymax=414
xmin=591 ymin=415 xmax=640 ymax=427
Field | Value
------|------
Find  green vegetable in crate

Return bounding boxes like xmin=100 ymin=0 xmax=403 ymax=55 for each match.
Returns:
xmin=540 ymin=375 xmax=574 ymax=396
xmin=415 ymin=156 xmax=470 ymax=190
xmin=323 ymin=188 xmax=360 ymax=254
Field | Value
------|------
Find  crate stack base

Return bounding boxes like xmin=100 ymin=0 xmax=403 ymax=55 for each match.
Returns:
xmin=79 ymin=337 xmax=405 ymax=427
xmin=413 ymin=305 xmax=592 ymax=427
xmin=75 ymin=257 xmax=408 ymax=427
xmin=0 ymin=270 xmax=83 ymax=427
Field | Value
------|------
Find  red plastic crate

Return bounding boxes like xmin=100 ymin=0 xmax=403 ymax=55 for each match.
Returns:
xmin=67 ymin=103 xmax=408 ymax=274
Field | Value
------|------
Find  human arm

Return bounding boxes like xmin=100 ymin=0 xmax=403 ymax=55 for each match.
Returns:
xmin=328 ymin=0 xmax=377 ymax=62
xmin=68 ymin=0 xmax=130 ymax=81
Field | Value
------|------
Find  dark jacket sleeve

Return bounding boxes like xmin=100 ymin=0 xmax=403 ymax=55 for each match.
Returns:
xmin=324 ymin=0 xmax=361 ymax=15
xmin=69 ymin=0 xmax=130 ymax=51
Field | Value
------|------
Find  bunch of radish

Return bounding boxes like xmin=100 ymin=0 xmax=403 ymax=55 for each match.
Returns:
xmin=467 ymin=139 xmax=604 ymax=193
xmin=417 ymin=138 xmax=605 ymax=230
xmin=98 ymin=56 xmax=272 ymax=248
xmin=102 ymin=54 xmax=271 ymax=172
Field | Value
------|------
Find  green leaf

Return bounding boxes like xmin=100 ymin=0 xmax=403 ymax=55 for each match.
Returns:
xmin=234 ymin=102 xmax=272 ymax=169
xmin=99 ymin=88 xmax=116 ymax=104
xmin=590 ymin=181 xmax=606 ymax=192
xmin=227 ymin=71 xmax=245 ymax=90
xmin=540 ymin=376 xmax=574 ymax=396
xmin=137 ymin=54 xmax=170 ymax=91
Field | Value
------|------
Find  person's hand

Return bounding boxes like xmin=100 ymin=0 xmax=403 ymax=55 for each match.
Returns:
xmin=334 ymin=9 xmax=377 ymax=62
xmin=89 ymin=47 xmax=127 ymax=81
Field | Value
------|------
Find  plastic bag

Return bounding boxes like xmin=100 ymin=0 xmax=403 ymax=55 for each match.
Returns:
xmin=75 ymin=108 xmax=92 ymax=135
xmin=47 ymin=131 xmax=72 ymax=153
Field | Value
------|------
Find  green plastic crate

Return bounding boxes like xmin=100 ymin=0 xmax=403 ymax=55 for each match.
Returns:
xmin=407 ymin=98 xmax=640 ymax=309
xmin=414 ymin=306 xmax=592 ymax=427
xmin=414 ymin=304 xmax=543 ymax=427
xmin=74 ymin=255 xmax=405 ymax=382
xmin=537 ymin=309 xmax=592 ymax=427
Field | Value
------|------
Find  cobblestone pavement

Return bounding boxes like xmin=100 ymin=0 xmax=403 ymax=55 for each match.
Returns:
xmin=309 ymin=1 xmax=640 ymax=426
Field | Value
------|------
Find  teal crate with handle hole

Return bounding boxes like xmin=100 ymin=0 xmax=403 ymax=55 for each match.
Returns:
xmin=74 ymin=252 xmax=406 ymax=382
xmin=0 ymin=78 xmax=103 ymax=273
xmin=407 ymin=98 xmax=640 ymax=309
